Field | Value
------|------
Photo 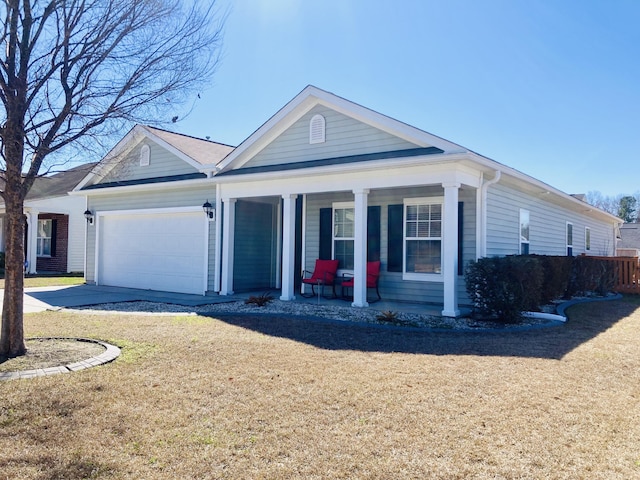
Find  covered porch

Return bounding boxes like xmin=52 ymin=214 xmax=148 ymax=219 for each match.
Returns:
xmin=214 ymin=160 xmax=495 ymax=318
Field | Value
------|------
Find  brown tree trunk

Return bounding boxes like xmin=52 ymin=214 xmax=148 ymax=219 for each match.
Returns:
xmin=0 ymin=194 xmax=26 ymax=357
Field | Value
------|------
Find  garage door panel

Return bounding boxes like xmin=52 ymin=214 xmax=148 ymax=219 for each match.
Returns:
xmin=98 ymin=211 xmax=206 ymax=295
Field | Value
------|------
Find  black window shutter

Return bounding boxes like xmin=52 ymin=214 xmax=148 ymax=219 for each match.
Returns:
xmin=458 ymin=202 xmax=463 ymax=275
xmin=319 ymin=208 xmax=332 ymax=260
xmin=387 ymin=204 xmax=403 ymax=272
xmin=51 ymin=219 xmax=57 ymax=257
xmin=367 ymin=206 xmax=381 ymax=262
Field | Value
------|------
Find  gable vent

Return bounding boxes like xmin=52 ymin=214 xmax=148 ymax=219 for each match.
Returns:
xmin=309 ymin=114 xmax=326 ymax=144
xmin=139 ymin=144 xmax=150 ymax=166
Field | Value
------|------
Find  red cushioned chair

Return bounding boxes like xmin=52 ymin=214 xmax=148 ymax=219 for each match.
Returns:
xmin=341 ymin=260 xmax=381 ymax=303
xmin=301 ymin=259 xmax=340 ymax=298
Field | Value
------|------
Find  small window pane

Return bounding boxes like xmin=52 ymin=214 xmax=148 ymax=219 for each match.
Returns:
xmin=406 ymin=240 xmax=441 ymax=274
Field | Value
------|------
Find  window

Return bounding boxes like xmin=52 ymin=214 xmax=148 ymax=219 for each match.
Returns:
xmin=333 ymin=203 xmax=354 ymax=269
xmin=37 ymin=219 xmax=52 ymax=256
xmin=139 ymin=144 xmax=150 ymax=166
xmin=585 ymin=227 xmax=591 ymax=251
xmin=404 ymin=198 xmax=443 ymax=277
xmin=309 ymin=114 xmax=326 ymax=144
xmin=566 ymin=222 xmax=573 ymax=256
xmin=520 ymin=209 xmax=530 ymax=254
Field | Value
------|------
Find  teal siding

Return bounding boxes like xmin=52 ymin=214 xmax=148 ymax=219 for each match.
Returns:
xmin=244 ymin=105 xmax=421 ymax=169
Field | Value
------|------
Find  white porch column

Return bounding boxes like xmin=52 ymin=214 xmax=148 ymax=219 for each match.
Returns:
xmin=280 ymin=194 xmax=297 ymax=301
xmin=214 ymin=185 xmax=222 ymax=292
xmin=442 ymin=183 xmax=460 ymax=317
xmin=26 ymin=209 xmax=39 ymax=274
xmin=220 ymin=198 xmax=236 ymax=296
xmin=352 ymin=189 xmax=369 ymax=308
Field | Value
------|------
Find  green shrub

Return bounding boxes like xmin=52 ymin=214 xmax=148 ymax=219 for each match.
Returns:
xmin=531 ymin=255 xmax=573 ymax=303
xmin=567 ymin=256 xmax=616 ymax=297
xmin=465 ymin=255 xmax=544 ymax=322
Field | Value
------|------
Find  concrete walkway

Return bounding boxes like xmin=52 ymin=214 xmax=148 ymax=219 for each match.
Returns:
xmin=9 ymin=284 xmax=239 ymax=313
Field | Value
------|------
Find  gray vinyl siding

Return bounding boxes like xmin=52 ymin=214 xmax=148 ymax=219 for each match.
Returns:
xmin=486 ymin=183 xmax=615 ymax=257
xmin=90 ymin=141 xmax=200 ymax=186
xmin=304 ymin=186 xmax=476 ymax=306
xmin=85 ymin=185 xmax=215 ymax=284
xmin=244 ymin=105 xmax=421 ymax=169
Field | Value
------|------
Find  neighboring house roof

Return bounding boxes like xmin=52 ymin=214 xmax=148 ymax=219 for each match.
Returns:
xmin=26 ymin=163 xmax=98 ymax=200
xmin=618 ymin=223 xmax=640 ymax=249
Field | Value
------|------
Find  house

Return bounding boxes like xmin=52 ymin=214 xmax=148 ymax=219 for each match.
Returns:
xmin=0 ymin=163 xmax=96 ymax=273
xmin=73 ymin=86 xmax=621 ymax=316
xmin=617 ymin=223 xmax=640 ymax=257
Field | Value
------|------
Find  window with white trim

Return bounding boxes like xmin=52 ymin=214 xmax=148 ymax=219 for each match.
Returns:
xmin=520 ymin=209 xmax=530 ymax=254
xmin=309 ymin=114 xmax=326 ymax=144
xmin=333 ymin=202 xmax=354 ymax=269
xmin=566 ymin=222 xmax=573 ymax=256
xmin=404 ymin=197 xmax=443 ymax=277
xmin=585 ymin=227 xmax=591 ymax=251
xmin=139 ymin=144 xmax=150 ymax=166
xmin=37 ymin=219 xmax=52 ymax=256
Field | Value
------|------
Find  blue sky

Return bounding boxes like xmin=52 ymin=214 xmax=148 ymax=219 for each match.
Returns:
xmin=171 ymin=0 xmax=640 ymax=198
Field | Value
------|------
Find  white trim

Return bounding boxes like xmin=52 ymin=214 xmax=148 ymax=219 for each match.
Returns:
xmin=519 ymin=208 xmax=530 ymax=254
xmin=97 ymin=206 xmax=203 ymax=217
xmin=566 ymin=221 xmax=574 ymax=255
xmin=71 ymin=176 xmax=213 ymax=196
xmin=585 ymin=226 xmax=591 ymax=252
xmin=402 ymin=196 xmax=444 ymax=281
xmin=332 ymin=201 xmax=355 ymax=272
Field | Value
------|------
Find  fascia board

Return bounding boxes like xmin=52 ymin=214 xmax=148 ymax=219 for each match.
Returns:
xmin=467 ymin=152 xmax=622 ymax=223
xmin=213 ymin=152 xmax=477 ymax=186
xmin=69 ymin=176 xmax=213 ymax=197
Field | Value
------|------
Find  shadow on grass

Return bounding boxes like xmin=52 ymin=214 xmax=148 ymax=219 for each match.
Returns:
xmin=206 ymin=297 xmax=640 ymax=360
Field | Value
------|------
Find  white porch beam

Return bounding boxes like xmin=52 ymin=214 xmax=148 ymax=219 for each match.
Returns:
xmin=352 ymin=189 xmax=369 ymax=308
xmin=442 ymin=183 xmax=460 ymax=317
xmin=220 ymin=198 xmax=236 ymax=295
xmin=280 ymin=194 xmax=297 ymax=301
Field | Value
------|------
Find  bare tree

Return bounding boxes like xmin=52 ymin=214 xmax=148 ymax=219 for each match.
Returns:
xmin=0 ymin=0 xmax=224 ymax=357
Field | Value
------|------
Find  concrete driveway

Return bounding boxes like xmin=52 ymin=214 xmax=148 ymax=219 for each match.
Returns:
xmin=4 ymin=284 xmax=234 ymax=313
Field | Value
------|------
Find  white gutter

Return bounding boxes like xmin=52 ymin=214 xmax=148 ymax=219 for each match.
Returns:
xmin=477 ymin=170 xmax=501 ymax=258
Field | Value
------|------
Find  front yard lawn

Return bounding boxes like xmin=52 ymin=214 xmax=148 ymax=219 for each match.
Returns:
xmin=1 ymin=297 xmax=639 ymax=478
xmin=0 ymin=273 xmax=85 ymax=289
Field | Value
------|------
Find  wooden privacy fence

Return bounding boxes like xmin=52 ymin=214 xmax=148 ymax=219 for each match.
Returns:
xmin=585 ymin=256 xmax=640 ymax=294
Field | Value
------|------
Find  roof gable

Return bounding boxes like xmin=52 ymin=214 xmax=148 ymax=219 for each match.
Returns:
xmin=75 ymin=125 xmax=234 ymax=191
xmin=215 ymin=85 xmax=466 ymax=174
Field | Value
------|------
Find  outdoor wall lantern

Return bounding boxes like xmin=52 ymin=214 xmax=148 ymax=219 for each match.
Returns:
xmin=202 ymin=200 xmax=215 ymax=220
xmin=84 ymin=209 xmax=94 ymax=225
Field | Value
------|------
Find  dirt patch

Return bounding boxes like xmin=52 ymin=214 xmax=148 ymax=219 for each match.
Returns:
xmin=0 ymin=338 xmax=105 ymax=372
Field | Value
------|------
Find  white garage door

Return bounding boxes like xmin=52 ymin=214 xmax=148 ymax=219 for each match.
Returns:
xmin=98 ymin=211 xmax=206 ymax=295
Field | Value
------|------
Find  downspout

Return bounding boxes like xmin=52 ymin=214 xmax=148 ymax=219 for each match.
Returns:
xmin=478 ymin=170 xmax=501 ymax=258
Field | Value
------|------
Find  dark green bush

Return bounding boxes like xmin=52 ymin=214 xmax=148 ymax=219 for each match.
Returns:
xmin=530 ymin=255 xmax=573 ymax=303
xmin=567 ymin=256 xmax=616 ymax=297
xmin=465 ymin=255 xmax=544 ymax=322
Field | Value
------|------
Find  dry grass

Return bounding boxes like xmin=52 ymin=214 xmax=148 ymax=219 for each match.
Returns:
xmin=1 ymin=298 xmax=640 ymax=479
